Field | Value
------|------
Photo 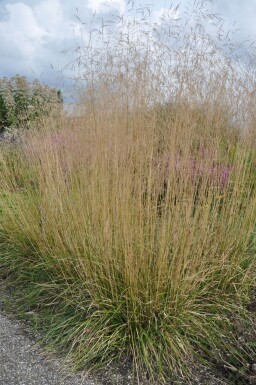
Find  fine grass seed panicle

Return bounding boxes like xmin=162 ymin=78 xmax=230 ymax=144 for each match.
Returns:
xmin=0 ymin=1 xmax=256 ymax=384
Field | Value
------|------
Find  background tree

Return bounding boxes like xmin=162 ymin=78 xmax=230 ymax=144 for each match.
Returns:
xmin=0 ymin=75 xmax=63 ymax=132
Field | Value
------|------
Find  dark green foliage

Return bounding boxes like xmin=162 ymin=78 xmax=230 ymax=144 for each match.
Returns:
xmin=57 ymin=90 xmax=64 ymax=104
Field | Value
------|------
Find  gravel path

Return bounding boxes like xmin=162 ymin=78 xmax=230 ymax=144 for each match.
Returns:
xmin=0 ymin=312 xmax=101 ymax=385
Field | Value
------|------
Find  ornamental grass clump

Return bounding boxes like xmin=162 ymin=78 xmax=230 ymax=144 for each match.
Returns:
xmin=0 ymin=1 xmax=256 ymax=384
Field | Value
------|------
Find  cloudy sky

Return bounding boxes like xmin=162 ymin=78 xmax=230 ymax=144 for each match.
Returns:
xmin=0 ymin=0 xmax=255 ymax=100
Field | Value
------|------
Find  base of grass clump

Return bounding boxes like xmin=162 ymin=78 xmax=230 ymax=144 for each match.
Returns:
xmin=0 ymin=235 xmax=255 ymax=385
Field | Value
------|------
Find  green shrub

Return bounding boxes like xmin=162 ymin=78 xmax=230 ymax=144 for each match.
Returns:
xmin=0 ymin=75 xmax=63 ymax=132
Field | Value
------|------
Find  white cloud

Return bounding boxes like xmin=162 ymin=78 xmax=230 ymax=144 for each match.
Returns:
xmin=0 ymin=0 xmax=85 ymax=87
xmin=0 ymin=2 xmax=47 ymax=57
xmin=33 ymin=0 xmax=64 ymax=38
xmin=87 ymin=0 xmax=125 ymax=14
